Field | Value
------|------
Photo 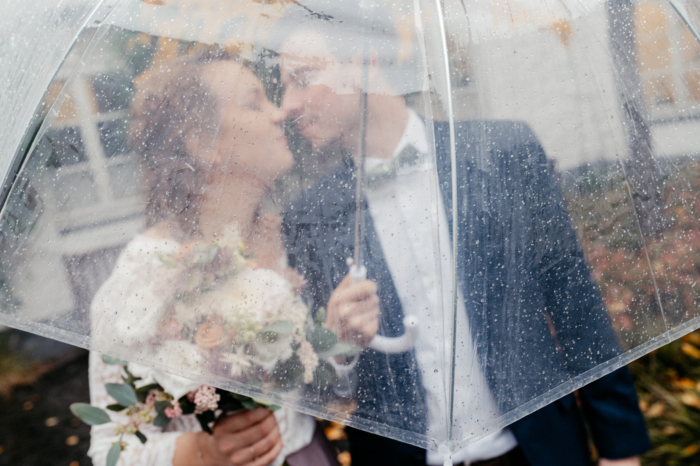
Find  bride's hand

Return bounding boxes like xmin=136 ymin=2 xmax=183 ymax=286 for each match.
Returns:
xmin=200 ymin=408 xmax=283 ymax=466
xmin=326 ymin=273 xmax=380 ymax=349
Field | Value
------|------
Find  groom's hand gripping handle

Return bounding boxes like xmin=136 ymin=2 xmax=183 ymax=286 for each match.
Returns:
xmin=326 ymin=273 xmax=380 ymax=349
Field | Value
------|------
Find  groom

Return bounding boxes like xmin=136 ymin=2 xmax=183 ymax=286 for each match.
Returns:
xmin=279 ymin=3 xmax=650 ymax=466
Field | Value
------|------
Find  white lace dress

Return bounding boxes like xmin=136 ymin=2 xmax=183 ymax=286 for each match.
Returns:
xmin=88 ymin=235 xmax=315 ymax=466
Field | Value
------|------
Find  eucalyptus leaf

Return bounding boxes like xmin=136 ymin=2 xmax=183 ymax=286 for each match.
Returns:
xmin=135 ymin=430 xmax=148 ymax=444
xmin=307 ymin=325 xmax=337 ymax=353
xmin=240 ymin=399 xmax=259 ymax=410
xmin=312 ymin=361 xmax=340 ymax=387
xmin=106 ymin=442 xmax=121 ymax=466
xmin=70 ymin=403 xmax=111 ymax=425
xmin=315 ymin=307 xmax=326 ymax=326
xmin=106 ymin=404 xmax=126 ymax=412
xmin=154 ymin=400 xmax=172 ymax=415
xmin=262 ymin=320 xmax=294 ymax=334
xmin=252 ymin=397 xmax=275 ymax=407
xmin=106 ymin=383 xmax=138 ymax=407
xmin=102 ymin=354 xmax=129 ymax=366
xmin=153 ymin=413 xmax=170 ymax=428
xmin=272 ymin=353 xmax=303 ymax=390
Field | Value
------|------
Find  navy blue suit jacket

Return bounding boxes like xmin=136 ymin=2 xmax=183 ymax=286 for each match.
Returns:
xmin=283 ymin=120 xmax=650 ymax=465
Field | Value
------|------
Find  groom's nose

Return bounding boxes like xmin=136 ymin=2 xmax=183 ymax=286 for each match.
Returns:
xmin=281 ymin=85 xmax=304 ymax=120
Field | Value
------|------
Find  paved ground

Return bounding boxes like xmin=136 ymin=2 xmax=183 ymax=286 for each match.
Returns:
xmin=0 ymin=350 xmax=92 ymax=466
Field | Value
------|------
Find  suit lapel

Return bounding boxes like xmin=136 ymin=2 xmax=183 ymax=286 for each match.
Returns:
xmin=312 ymin=157 xmax=408 ymax=337
xmin=433 ymin=121 xmax=492 ymax=370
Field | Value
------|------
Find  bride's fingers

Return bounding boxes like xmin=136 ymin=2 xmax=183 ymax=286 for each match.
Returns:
xmin=229 ymin=423 xmax=281 ymax=465
xmin=218 ymin=413 xmax=278 ymax=454
xmin=249 ymin=436 xmax=284 ymax=466
xmin=215 ymin=408 xmax=272 ymax=435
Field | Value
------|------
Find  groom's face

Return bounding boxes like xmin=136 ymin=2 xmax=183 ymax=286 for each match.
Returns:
xmin=280 ymin=31 xmax=361 ymax=152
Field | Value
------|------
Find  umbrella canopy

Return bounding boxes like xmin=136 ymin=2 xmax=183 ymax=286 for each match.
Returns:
xmin=1 ymin=0 xmax=700 ymax=460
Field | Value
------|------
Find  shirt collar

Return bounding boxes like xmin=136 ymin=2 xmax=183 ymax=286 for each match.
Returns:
xmin=365 ymin=109 xmax=428 ymax=171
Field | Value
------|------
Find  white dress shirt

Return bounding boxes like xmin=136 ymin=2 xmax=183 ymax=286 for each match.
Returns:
xmin=364 ymin=110 xmax=518 ymax=465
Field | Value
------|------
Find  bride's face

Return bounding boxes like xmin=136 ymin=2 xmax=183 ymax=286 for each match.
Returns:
xmin=197 ymin=61 xmax=293 ymax=186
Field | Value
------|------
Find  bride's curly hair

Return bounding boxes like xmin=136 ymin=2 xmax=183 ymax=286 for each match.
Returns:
xmin=129 ymin=47 xmax=240 ymax=236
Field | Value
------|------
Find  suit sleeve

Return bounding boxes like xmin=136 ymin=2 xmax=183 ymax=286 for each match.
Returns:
xmin=518 ymin=124 xmax=650 ymax=458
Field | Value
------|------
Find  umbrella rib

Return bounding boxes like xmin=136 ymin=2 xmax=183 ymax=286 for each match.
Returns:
xmin=431 ymin=0 xmax=460 ymax=459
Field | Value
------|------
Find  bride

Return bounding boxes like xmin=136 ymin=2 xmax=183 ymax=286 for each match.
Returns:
xmin=88 ymin=48 xmax=379 ymax=466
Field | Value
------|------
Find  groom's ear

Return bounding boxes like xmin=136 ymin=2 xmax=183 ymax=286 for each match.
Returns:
xmin=184 ymin=131 xmax=221 ymax=165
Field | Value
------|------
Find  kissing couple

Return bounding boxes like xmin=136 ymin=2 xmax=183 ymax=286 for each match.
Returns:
xmin=89 ymin=3 xmax=650 ymax=466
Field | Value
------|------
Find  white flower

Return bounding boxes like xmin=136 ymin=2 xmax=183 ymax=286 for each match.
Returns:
xmin=221 ymin=347 xmax=253 ymax=378
xmin=95 ymin=285 xmax=165 ymax=349
xmin=128 ymin=341 xmax=204 ymax=400
xmin=191 ymin=268 xmax=293 ymax=327
xmin=250 ymin=333 xmax=295 ymax=372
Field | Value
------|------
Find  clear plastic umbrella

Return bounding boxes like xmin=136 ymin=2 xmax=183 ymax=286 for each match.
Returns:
xmin=1 ymin=0 xmax=700 ymax=463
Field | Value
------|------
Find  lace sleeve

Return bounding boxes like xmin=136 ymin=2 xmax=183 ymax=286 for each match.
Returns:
xmin=87 ymin=352 xmax=202 ymax=466
xmin=273 ymin=406 xmax=315 ymax=466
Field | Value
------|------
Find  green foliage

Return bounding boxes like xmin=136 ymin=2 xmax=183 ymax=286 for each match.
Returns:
xmin=102 ymin=354 xmax=129 ymax=366
xmin=561 ymin=160 xmax=700 ymax=464
xmin=135 ymin=431 xmax=148 ymax=444
xmin=307 ymin=326 xmax=337 ymax=354
xmin=106 ymin=442 xmax=121 ymax=466
xmin=70 ymin=403 xmax=111 ymax=425
xmin=106 ymin=403 xmax=126 ymax=412
xmin=563 ymin=160 xmax=700 ymax=348
xmin=106 ymin=383 xmax=138 ymax=407
xmin=153 ymin=400 xmax=173 ymax=428
xmin=632 ymin=332 xmax=700 ymax=465
xmin=152 ymin=412 xmax=171 ymax=428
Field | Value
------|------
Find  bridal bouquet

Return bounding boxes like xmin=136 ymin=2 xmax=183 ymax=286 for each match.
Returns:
xmin=150 ymin=224 xmax=324 ymax=385
xmin=72 ymin=355 xmax=282 ymax=466
xmin=73 ymin=224 xmax=358 ymax=465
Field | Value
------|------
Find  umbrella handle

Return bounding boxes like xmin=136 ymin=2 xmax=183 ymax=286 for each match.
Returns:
xmin=369 ymin=316 xmax=419 ymax=354
xmin=349 ymin=263 xmax=367 ymax=283
xmin=349 ymin=261 xmax=419 ymax=353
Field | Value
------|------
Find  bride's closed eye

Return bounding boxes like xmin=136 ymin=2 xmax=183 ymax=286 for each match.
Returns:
xmin=242 ymin=88 xmax=264 ymax=111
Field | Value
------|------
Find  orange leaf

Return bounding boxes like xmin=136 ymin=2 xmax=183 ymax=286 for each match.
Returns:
xmin=681 ymin=392 xmax=700 ymax=408
xmin=646 ymin=402 xmax=665 ymax=417
xmin=681 ymin=342 xmax=700 ymax=359
xmin=682 ymin=444 xmax=700 ymax=455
